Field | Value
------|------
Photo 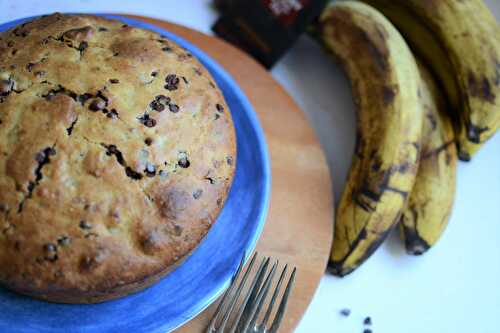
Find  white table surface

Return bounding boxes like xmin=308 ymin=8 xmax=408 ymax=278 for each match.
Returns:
xmin=1 ymin=1 xmax=499 ymax=332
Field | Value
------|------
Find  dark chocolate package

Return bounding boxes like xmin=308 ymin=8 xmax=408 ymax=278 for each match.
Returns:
xmin=213 ymin=0 xmax=328 ymax=68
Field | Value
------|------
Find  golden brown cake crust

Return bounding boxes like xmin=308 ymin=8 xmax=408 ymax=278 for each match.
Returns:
xmin=0 ymin=13 xmax=236 ymax=303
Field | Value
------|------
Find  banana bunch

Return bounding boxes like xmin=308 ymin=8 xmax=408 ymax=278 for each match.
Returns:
xmin=360 ymin=0 xmax=500 ymax=161
xmin=315 ymin=0 xmax=499 ymax=276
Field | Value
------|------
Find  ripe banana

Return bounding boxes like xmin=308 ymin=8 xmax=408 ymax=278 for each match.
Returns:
xmin=360 ymin=0 xmax=500 ymax=161
xmin=400 ymin=62 xmax=457 ymax=255
xmin=319 ymin=1 xmax=423 ymax=276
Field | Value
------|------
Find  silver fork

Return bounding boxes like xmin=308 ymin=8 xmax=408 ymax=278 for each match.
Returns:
xmin=205 ymin=253 xmax=297 ymax=333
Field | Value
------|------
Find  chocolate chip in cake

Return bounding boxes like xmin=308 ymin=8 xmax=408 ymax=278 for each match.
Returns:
xmin=155 ymin=94 xmax=170 ymax=104
xmin=43 ymin=243 xmax=58 ymax=262
xmin=85 ymin=232 xmax=98 ymax=240
xmin=145 ymin=163 xmax=156 ymax=177
xmin=7 ymin=41 xmax=14 ymax=47
xmin=182 ymin=76 xmax=189 ymax=84
xmin=173 ymin=224 xmax=183 ymax=236
xmin=364 ymin=317 xmax=372 ymax=326
xmin=144 ymin=117 xmax=156 ymax=128
xmin=194 ymin=68 xmax=202 ymax=76
xmin=107 ymin=109 xmax=119 ymax=119
xmin=78 ymin=93 xmax=93 ymax=105
xmin=144 ymin=138 xmax=153 ymax=146
xmin=363 ymin=329 xmax=373 ymax=333
xmin=226 ymin=156 xmax=233 ymax=166
xmin=162 ymin=46 xmax=172 ymax=52
xmin=216 ymin=103 xmax=224 ymax=113
xmin=78 ymin=41 xmax=88 ymax=53
xmin=126 ymin=167 xmax=143 ymax=180
xmin=151 ymin=71 xmax=158 ymax=77
xmin=57 ymin=235 xmax=71 ymax=246
xmin=193 ymin=189 xmax=203 ymax=199
xmin=34 ymin=70 xmax=46 ymax=78
xmin=150 ymin=100 xmax=165 ymax=112
xmin=168 ymin=103 xmax=179 ymax=113
xmin=0 ymin=80 xmax=13 ymax=95
xmin=215 ymin=114 xmax=220 ymax=120
xmin=89 ymin=98 xmax=106 ymax=111
xmin=178 ymin=157 xmax=190 ymax=168
xmin=164 ymin=74 xmax=179 ymax=91
xmin=26 ymin=62 xmax=34 ymax=72
xmin=79 ymin=220 xmax=92 ymax=230
xmin=98 ymin=27 xmax=108 ymax=32
xmin=109 ymin=78 xmax=120 ymax=84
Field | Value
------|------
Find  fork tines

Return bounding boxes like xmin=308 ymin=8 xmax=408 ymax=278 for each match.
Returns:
xmin=206 ymin=253 xmax=297 ymax=333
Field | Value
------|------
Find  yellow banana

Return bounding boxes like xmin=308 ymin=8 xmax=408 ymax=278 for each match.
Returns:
xmin=319 ymin=1 xmax=423 ymax=276
xmin=361 ymin=0 xmax=500 ymax=161
xmin=400 ymin=62 xmax=457 ymax=255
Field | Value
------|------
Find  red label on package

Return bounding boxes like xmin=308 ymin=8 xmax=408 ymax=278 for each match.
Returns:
xmin=261 ymin=0 xmax=311 ymax=26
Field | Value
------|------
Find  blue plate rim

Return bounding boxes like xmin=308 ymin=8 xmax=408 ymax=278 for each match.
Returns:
xmin=0 ymin=13 xmax=271 ymax=332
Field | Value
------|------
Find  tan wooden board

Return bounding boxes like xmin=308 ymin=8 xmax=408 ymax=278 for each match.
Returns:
xmin=125 ymin=15 xmax=334 ymax=332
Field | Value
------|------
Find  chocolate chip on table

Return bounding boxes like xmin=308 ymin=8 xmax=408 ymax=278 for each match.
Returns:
xmin=57 ymin=235 xmax=71 ymax=246
xmin=340 ymin=308 xmax=351 ymax=317
xmin=178 ymin=157 xmax=190 ymax=168
xmin=109 ymin=78 xmax=119 ymax=84
xmin=164 ymin=74 xmax=180 ymax=91
xmin=89 ymin=98 xmax=106 ymax=111
xmin=216 ymin=103 xmax=224 ymax=113
xmin=168 ymin=103 xmax=179 ymax=113
xmin=364 ymin=317 xmax=372 ymax=326
xmin=79 ymin=220 xmax=92 ymax=230
xmin=193 ymin=189 xmax=203 ymax=199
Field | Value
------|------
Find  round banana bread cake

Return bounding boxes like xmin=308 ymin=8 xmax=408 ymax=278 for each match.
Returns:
xmin=0 ymin=13 xmax=236 ymax=303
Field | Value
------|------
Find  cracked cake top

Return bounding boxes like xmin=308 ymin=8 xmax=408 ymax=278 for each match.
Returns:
xmin=0 ymin=13 xmax=236 ymax=303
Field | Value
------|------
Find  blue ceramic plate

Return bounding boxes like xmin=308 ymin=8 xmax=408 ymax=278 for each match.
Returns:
xmin=0 ymin=15 xmax=271 ymax=333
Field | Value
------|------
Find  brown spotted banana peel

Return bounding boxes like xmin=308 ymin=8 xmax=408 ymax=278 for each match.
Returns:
xmin=361 ymin=0 xmax=500 ymax=161
xmin=319 ymin=1 xmax=423 ymax=277
xmin=399 ymin=62 xmax=458 ymax=255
